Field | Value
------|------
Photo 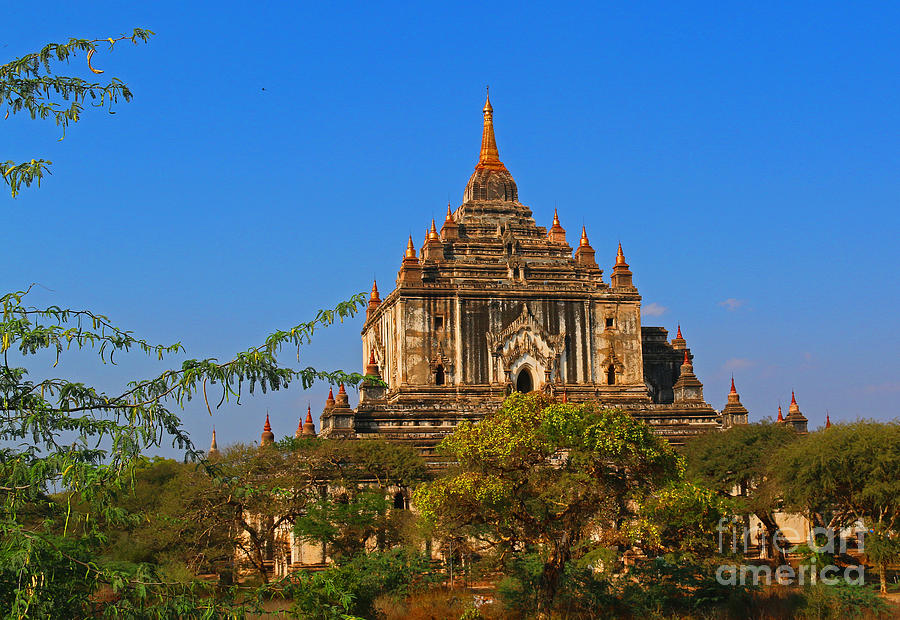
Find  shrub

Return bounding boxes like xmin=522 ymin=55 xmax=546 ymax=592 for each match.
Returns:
xmin=800 ymin=581 xmax=891 ymax=619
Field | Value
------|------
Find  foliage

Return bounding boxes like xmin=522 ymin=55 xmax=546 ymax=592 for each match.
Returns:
xmin=0 ymin=285 xmax=366 ymax=613
xmin=414 ymin=392 xmax=683 ymax=617
xmin=684 ymin=421 xmax=799 ymax=561
xmin=281 ymin=548 xmax=438 ymax=619
xmin=639 ymin=480 xmax=735 ymax=555
xmin=772 ymin=420 xmax=900 ymax=593
xmin=619 ymin=554 xmax=753 ymax=617
xmin=292 ymin=438 xmax=427 ymax=561
xmin=1 ymin=29 xmax=154 ymax=197
xmin=799 ymin=581 xmax=891 ymax=619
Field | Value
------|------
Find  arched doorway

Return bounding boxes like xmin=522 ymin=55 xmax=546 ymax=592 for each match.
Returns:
xmin=515 ymin=367 xmax=534 ymax=393
xmin=607 ymin=365 xmax=616 ymax=385
xmin=435 ymin=365 xmax=445 ymax=385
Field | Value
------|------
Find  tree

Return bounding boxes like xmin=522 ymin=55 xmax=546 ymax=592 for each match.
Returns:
xmin=413 ymin=393 xmax=683 ymax=618
xmin=292 ymin=438 xmax=428 ymax=562
xmin=684 ymin=421 xmax=799 ymax=562
xmin=0 ymin=285 xmax=366 ymax=614
xmin=772 ymin=421 xmax=900 ymax=593
xmin=638 ymin=479 xmax=735 ymax=556
xmin=1 ymin=29 xmax=153 ymax=197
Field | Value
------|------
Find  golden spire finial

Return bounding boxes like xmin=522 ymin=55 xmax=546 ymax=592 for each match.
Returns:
xmin=429 ymin=219 xmax=439 ymax=240
xmin=580 ymin=225 xmax=590 ymax=247
xmin=475 ymin=88 xmax=506 ymax=172
xmin=405 ymin=235 xmax=416 ymax=258
xmin=553 ymin=208 xmax=560 ymax=227
xmin=616 ymin=241 xmax=627 ymax=266
xmin=370 ymin=279 xmax=380 ymax=301
xmin=446 ymin=201 xmax=453 ymax=220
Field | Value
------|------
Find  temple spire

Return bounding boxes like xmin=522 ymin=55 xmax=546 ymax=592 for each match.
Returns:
xmin=825 ymin=412 xmax=832 ymax=429
xmin=616 ymin=241 xmax=627 ymax=266
xmin=475 ymin=88 xmax=506 ymax=172
xmin=548 ymin=207 xmax=567 ymax=244
xmin=302 ymin=404 xmax=317 ymax=437
xmin=610 ymin=241 xmax=634 ymax=289
xmin=208 ymin=428 xmax=219 ymax=457
xmin=366 ymin=278 xmax=382 ymax=321
xmin=261 ymin=412 xmax=274 ymax=446
xmin=730 ymin=376 xmax=737 ymax=394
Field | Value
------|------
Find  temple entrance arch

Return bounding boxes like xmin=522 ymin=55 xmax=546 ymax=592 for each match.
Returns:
xmin=515 ymin=367 xmax=534 ymax=393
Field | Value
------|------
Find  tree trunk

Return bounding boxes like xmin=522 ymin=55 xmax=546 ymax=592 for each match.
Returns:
xmin=879 ymin=561 xmax=887 ymax=594
xmin=537 ymin=558 xmax=564 ymax=620
xmin=757 ymin=513 xmax=786 ymax=565
xmin=537 ymin=537 xmax=572 ymax=619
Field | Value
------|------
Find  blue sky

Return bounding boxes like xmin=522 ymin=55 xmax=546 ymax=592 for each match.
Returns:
xmin=3 ymin=1 xmax=898 ymax=455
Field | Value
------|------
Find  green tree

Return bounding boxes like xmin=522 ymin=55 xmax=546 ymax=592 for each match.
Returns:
xmin=414 ymin=393 xmax=683 ymax=618
xmin=638 ymin=479 xmax=735 ymax=555
xmin=0 ymin=285 xmax=366 ymax=614
xmin=773 ymin=420 xmax=900 ymax=593
xmin=1 ymin=29 xmax=153 ymax=197
xmin=293 ymin=439 xmax=427 ymax=562
xmin=684 ymin=421 xmax=798 ymax=562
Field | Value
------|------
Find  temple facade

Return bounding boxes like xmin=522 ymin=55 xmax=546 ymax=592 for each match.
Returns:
xmin=319 ymin=93 xmax=752 ymax=455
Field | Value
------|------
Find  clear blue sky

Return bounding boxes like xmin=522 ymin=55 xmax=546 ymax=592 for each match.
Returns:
xmin=4 ymin=1 xmax=898 ymax=456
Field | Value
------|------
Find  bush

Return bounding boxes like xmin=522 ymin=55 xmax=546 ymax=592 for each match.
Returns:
xmin=800 ymin=581 xmax=891 ymax=619
xmin=619 ymin=554 xmax=753 ymax=617
xmin=285 ymin=548 xmax=439 ymax=619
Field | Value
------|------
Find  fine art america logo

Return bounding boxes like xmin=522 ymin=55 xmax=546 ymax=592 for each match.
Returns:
xmin=715 ymin=519 xmax=866 ymax=586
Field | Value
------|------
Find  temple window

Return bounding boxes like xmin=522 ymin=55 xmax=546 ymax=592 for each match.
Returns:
xmin=434 ymin=315 xmax=444 ymax=330
xmin=605 ymin=317 xmax=614 ymax=329
xmin=607 ymin=365 xmax=616 ymax=385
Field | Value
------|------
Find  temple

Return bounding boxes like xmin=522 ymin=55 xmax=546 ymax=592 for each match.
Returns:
xmin=316 ymin=92 xmax=750 ymax=456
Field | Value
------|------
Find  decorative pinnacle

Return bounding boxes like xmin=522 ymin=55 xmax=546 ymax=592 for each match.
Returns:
xmin=825 ymin=413 xmax=831 ymax=428
xmin=676 ymin=324 xmax=683 ymax=339
xmin=580 ymin=226 xmax=590 ymax=247
xmin=429 ymin=219 xmax=440 ymax=240
xmin=370 ymin=279 xmax=380 ymax=301
xmin=210 ymin=428 xmax=218 ymax=450
xmin=615 ymin=241 xmax=628 ymax=266
xmin=327 ymin=387 xmax=334 ymax=402
xmin=338 ymin=383 xmax=346 ymax=395
xmin=305 ymin=404 xmax=314 ymax=424
xmin=369 ymin=350 xmax=376 ymax=365
xmin=791 ymin=390 xmax=797 ymax=406
xmin=730 ymin=376 xmax=737 ymax=394
xmin=405 ymin=235 xmax=417 ymax=258
xmin=446 ymin=202 xmax=453 ymax=220
xmin=475 ymin=88 xmax=506 ymax=171
xmin=553 ymin=208 xmax=560 ymax=227
xmin=263 ymin=413 xmax=272 ymax=432
xmin=683 ymin=350 xmax=690 ymax=365
xmin=777 ymin=405 xmax=784 ymax=422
